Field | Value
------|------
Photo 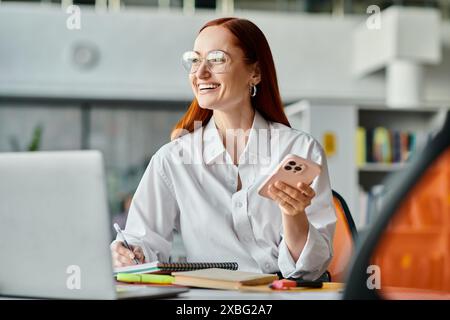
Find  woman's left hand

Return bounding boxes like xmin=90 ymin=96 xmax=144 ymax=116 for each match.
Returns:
xmin=267 ymin=181 xmax=316 ymax=216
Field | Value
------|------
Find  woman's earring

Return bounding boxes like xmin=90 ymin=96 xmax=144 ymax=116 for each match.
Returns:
xmin=250 ymin=84 xmax=257 ymax=97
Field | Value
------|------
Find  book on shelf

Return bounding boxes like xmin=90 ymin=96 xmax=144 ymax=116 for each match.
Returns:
xmin=358 ymin=184 xmax=386 ymax=227
xmin=367 ymin=185 xmax=385 ymax=224
xmin=373 ymin=127 xmax=392 ymax=163
xmin=356 ymin=127 xmax=366 ymax=167
xmin=358 ymin=186 xmax=368 ymax=229
xmin=364 ymin=127 xmax=374 ymax=163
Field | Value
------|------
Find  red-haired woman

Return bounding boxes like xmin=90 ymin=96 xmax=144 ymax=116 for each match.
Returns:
xmin=111 ymin=18 xmax=336 ymax=281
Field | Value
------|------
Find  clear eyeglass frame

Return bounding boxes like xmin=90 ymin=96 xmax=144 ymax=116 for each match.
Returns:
xmin=182 ymin=50 xmax=231 ymax=74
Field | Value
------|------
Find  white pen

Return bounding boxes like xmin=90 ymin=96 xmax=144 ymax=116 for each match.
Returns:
xmin=113 ymin=223 xmax=140 ymax=265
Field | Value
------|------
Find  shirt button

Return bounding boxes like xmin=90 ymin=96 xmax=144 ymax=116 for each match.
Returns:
xmin=265 ymin=263 xmax=271 ymax=269
xmin=236 ymin=202 xmax=243 ymax=208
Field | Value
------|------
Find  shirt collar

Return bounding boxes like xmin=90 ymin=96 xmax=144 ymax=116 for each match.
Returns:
xmin=202 ymin=109 xmax=271 ymax=165
xmin=202 ymin=115 xmax=226 ymax=165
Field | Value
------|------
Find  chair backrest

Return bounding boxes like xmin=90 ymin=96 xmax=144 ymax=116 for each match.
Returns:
xmin=328 ymin=190 xmax=357 ymax=282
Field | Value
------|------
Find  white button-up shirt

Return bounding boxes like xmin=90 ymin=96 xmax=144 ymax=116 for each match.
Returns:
xmin=121 ymin=110 xmax=336 ymax=280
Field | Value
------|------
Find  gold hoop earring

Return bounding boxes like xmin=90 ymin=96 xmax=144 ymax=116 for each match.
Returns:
xmin=250 ymin=84 xmax=257 ymax=97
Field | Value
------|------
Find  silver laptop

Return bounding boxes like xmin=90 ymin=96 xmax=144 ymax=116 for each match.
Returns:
xmin=0 ymin=151 xmax=188 ymax=299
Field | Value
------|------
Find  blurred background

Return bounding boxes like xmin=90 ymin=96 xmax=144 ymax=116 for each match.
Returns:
xmin=1 ymin=0 xmax=449 ymax=262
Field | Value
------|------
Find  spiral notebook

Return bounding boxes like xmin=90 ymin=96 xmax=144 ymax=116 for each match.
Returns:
xmin=113 ymin=261 xmax=238 ymax=275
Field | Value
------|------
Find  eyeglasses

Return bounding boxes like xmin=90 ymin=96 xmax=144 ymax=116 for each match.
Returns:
xmin=182 ymin=50 xmax=230 ymax=74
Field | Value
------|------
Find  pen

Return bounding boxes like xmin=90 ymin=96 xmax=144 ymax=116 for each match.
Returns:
xmin=292 ymin=278 xmax=323 ymax=288
xmin=113 ymin=223 xmax=140 ymax=265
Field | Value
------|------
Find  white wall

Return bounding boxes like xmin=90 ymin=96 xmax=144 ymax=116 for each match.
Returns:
xmin=1 ymin=3 xmax=449 ymax=104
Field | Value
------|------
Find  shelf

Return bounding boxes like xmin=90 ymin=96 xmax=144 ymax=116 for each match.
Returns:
xmin=357 ymin=105 xmax=448 ymax=112
xmin=358 ymin=163 xmax=407 ymax=172
xmin=287 ymin=98 xmax=449 ymax=111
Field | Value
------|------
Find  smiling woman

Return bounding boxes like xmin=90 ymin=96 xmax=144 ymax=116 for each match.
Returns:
xmin=172 ymin=17 xmax=290 ymax=140
xmin=110 ymin=17 xmax=337 ymax=282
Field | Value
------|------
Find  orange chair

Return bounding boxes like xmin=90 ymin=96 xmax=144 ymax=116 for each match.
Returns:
xmin=372 ymin=148 xmax=450 ymax=299
xmin=344 ymin=110 xmax=450 ymax=299
xmin=328 ymin=190 xmax=357 ymax=282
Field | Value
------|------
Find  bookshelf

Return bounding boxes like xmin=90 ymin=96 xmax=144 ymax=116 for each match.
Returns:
xmin=356 ymin=106 xmax=446 ymax=199
xmin=285 ymin=100 xmax=449 ymax=230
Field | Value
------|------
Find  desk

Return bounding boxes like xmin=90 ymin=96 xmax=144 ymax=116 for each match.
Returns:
xmin=0 ymin=283 xmax=343 ymax=300
xmin=173 ymin=288 xmax=341 ymax=300
xmin=0 ymin=289 xmax=341 ymax=300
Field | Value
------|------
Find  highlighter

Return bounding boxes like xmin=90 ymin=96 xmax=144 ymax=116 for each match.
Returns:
xmin=116 ymin=273 xmax=174 ymax=285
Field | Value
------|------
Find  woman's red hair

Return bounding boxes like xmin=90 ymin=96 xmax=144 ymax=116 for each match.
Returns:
xmin=171 ymin=17 xmax=290 ymax=140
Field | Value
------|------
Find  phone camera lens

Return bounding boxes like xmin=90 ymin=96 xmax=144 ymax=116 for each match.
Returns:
xmin=288 ymin=161 xmax=296 ymax=166
xmin=284 ymin=165 xmax=292 ymax=171
xmin=295 ymin=166 xmax=302 ymax=171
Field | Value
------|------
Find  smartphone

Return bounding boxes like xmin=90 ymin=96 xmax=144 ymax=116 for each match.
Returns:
xmin=258 ymin=154 xmax=321 ymax=199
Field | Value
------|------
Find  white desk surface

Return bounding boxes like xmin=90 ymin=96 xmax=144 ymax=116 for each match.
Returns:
xmin=0 ymin=289 xmax=341 ymax=300
xmin=0 ymin=285 xmax=343 ymax=300
xmin=172 ymin=288 xmax=342 ymax=300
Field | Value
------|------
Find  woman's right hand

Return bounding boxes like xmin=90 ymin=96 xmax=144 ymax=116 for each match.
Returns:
xmin=110 ymin=241 xmax=145 ymax=267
